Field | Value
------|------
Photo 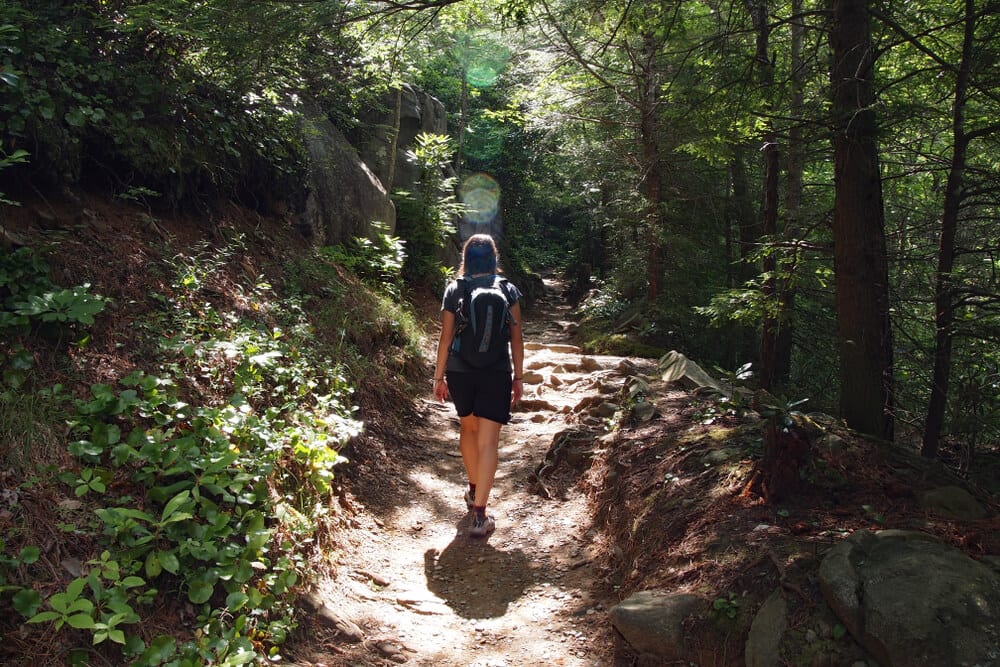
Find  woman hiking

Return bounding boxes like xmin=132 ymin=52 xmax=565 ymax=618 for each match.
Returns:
xmin=433 ymin=234 xmax=524 ymax=537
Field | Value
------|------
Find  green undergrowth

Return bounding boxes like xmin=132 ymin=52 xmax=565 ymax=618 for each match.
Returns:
xmin=0 ymin=230 xmax=424 ymax=665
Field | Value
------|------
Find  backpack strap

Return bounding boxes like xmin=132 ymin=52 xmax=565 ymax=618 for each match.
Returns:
xmin=453 ymin=277 xmax=471 ymax=338
xmin=493 ymin=276 xmax=515 ymax=305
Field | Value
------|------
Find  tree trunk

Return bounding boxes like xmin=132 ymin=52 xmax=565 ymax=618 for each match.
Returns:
xmin=730 ymin=150 xmax=759 ymax=284
xmin=922 ymin=0 xmax=975 ymax=459
xmin=746 ymin=0 xmax=780 ymax=391
xmin=728 ymin=152 xmax=760 ymax=366
xmin=774 ymin=0 xmax=806 ymax=386
xmin=639 ymin=32 xmax=664 ymax=301
xmin=455 ymin=70 xmax=468 ymax=173
xmin=830 ymin=0 xmax=894 ymax=440
xmin=386 ymin=86 xmax=403 ymax=191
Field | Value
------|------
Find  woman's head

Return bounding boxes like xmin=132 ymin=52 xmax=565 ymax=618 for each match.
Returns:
xmin=459 ymin=234 xmax=499 ymax=276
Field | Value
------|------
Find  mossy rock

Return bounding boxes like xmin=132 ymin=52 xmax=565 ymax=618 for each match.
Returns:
xmin=581 ymin=332 xmax=665 ymax=359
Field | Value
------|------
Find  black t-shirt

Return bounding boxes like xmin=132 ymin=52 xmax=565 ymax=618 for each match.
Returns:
xmin=441 ymin=274 xmax=522 ymax=373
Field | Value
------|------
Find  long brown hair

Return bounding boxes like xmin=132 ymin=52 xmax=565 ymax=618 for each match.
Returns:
xmin=458 ymin=234 xmax=500 ymax=276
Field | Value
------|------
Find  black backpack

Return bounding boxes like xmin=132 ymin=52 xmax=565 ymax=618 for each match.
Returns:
xmin=452 ymin=276 xmax=515 ymax=368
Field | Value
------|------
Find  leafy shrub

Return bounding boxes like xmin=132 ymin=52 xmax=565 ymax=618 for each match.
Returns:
xmin=319 ymin=229 xmax=407 ymax=298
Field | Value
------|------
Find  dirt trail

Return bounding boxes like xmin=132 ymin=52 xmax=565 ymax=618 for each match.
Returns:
xmin=296 ymin=278 xmax=642 ymax=667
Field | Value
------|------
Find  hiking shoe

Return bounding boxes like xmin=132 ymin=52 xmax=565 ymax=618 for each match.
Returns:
xmin=464 ymin=489 xmax=475 ymax=510
xmin=469 ymin=514 xmax=495 ymax=537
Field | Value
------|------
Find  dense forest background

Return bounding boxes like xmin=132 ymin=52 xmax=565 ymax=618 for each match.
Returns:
xmin=1 ymin=0 xmax=999 ymax=664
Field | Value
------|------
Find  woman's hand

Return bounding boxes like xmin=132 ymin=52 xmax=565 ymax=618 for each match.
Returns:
xmin=433 ymin=377 xmax=449 ymax=402
xmin=511 ymin=377 xmax=523 ymax=405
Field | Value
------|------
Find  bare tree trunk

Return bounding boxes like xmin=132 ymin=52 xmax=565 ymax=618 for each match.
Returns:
xmin=729 ymin=150 xmax=761 ymax=365
xmin=639 ymin=32 xmax=664 ymax=301
xmin=830 ymin=0 xmax=894 ymax=440
xmin=730 ymin=150 xmax=759 ymax=283
xmin=455 ymin=71 xmax=468 ymax=173
xmin=745 ymin=0 xmax=780 ymax=391
xmin=922 ymin=0 xmax=975 ymax=458
xmin=774 ymin=0 xmax=806 ymax=387
xmin=386 ymin=86 xmax=403 ymax=191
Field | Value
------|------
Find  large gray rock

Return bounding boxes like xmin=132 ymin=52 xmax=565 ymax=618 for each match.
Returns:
xmin=298 ymin=106 xmax=395 ymax=246
xmin=359 ymin=84 xmax=448 ymax=194
xmin=745 ymin=590 xmax=787 ymax=667
xmin=608 ymin=591 xmax=703 ymax=661
xmin=920 ymin=485 xmax=989 ymax=520
xmin=819 ymin=529 xmax=1000 ymax=667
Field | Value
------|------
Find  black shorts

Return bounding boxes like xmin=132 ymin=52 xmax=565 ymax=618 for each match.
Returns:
xmin=446 ymin=370 xmax=512 ymax=425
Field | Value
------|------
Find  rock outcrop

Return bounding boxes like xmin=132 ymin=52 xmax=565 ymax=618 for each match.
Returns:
xmin=358 ymin=84 xmax=448 ymax=194
xmin=818 ymin=529 xmax=1000 ymax=666
xmin=298 ymin=105 xmax=396 ymax=246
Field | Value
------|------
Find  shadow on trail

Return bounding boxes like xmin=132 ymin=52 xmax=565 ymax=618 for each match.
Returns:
xmin=423 ymin=527 xmax=538 ymax=619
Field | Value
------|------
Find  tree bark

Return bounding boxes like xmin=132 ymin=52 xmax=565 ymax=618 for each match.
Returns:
xmin=774 ymin=0 xmax=806 ymax=387
xmin=745 ymin=0 xmax=781 ymax=391
xmin=830 ymin=0 xmax=894 ymax=440
xmin=922 ymin=0 xmax=975 ymax=459
xmin=638 ymin=31 xmax=664 ymax=301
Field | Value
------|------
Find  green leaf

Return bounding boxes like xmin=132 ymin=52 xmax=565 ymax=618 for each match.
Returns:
xmin=67 ymin=613 xmax=96 ymax=629
xmin=65 ymin=108 xmax=86 ymax=127
xmin=226 ymin=591 xmax=249 ymax=611
xmin=158 ymin=551 xmax=179 ymax=575
xmin=144 ymin=636 xmax=176 ymax=662
xmin=66 ymin=577 xmax=87 ymax=599
xmin=13 ymin=589 xmax=42 ymax=617
xmin=186 ymin=571 xmax=218 ymax=604
xmin=145 ymin=552 xmax=162 ymax=578
xmin=27 ymin=610 xmax=61 ymax=624
xmin=18 ymin=545 xmax=40 ymax=564
xmin=160 ymin=490 xmax=191 ymax=523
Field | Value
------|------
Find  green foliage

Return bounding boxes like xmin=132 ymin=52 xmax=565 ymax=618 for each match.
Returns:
xmin=0 ymin=1 xmax=309 ymax=208
xmin=0 ymin=248 xmax=107 ymax=387
xmin=320 ymin=229 xmax=407 ymax=298
xmin=0 ymin=232 xmax=417 ymax=663
xmin=394 ymin=132 xmax=463 ymax=285
xmin=710 ymin=592 xmax=743 ymax=621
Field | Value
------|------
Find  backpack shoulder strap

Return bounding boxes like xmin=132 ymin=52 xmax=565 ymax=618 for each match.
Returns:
xmin=495 ymin=277 xmax=515 ymax=305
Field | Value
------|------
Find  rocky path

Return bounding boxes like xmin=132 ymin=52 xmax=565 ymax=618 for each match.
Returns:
xmin=294 ymin=278 xmax=648 ymax=666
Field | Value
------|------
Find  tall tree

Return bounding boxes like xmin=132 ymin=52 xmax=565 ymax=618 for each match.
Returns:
xmin=745 ymin=0 xmax=781 ymax=391
xmin=532 ymin=0 xmax=677 ymax=300
xmin=829 ymin=0 xmax=894 ymax=440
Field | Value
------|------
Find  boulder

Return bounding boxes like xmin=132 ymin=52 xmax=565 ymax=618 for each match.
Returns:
xmin=298 ymin=105 xmax=395 ymax=246
xmin=358 ymin=84 xmax=448 ymax=193
xmin=919 ymin=485 xmax=989 ymax=520
xmin=609 ymin=591 xmax=703 ymax=661
xmin=818 ymin=529 xmax=1000 ymax=666
xmin=745 ymin=590 xmax=787 ymax=667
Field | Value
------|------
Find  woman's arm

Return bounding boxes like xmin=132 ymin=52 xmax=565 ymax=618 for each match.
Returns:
xmin=509 ymin=302 xmax=524 ymax=405
xmin=433 ymin=309 xmax=456 ymax=402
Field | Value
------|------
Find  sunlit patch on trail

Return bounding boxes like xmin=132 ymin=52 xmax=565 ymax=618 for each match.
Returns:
xmin=460 ymin=172 xmax=501 ymax=225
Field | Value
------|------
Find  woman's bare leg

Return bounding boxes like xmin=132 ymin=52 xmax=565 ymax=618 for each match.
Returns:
xmin=459 ymin=415 xmax=479 ymax=486
xmin=473 ymin=417 xmax=501 ymax=508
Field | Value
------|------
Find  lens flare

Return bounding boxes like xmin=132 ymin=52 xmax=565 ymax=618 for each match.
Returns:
xmin=460 ymin=173 xmax=500 ymax=225
xmin=455 ymin=37 xmax=510 ymax=89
